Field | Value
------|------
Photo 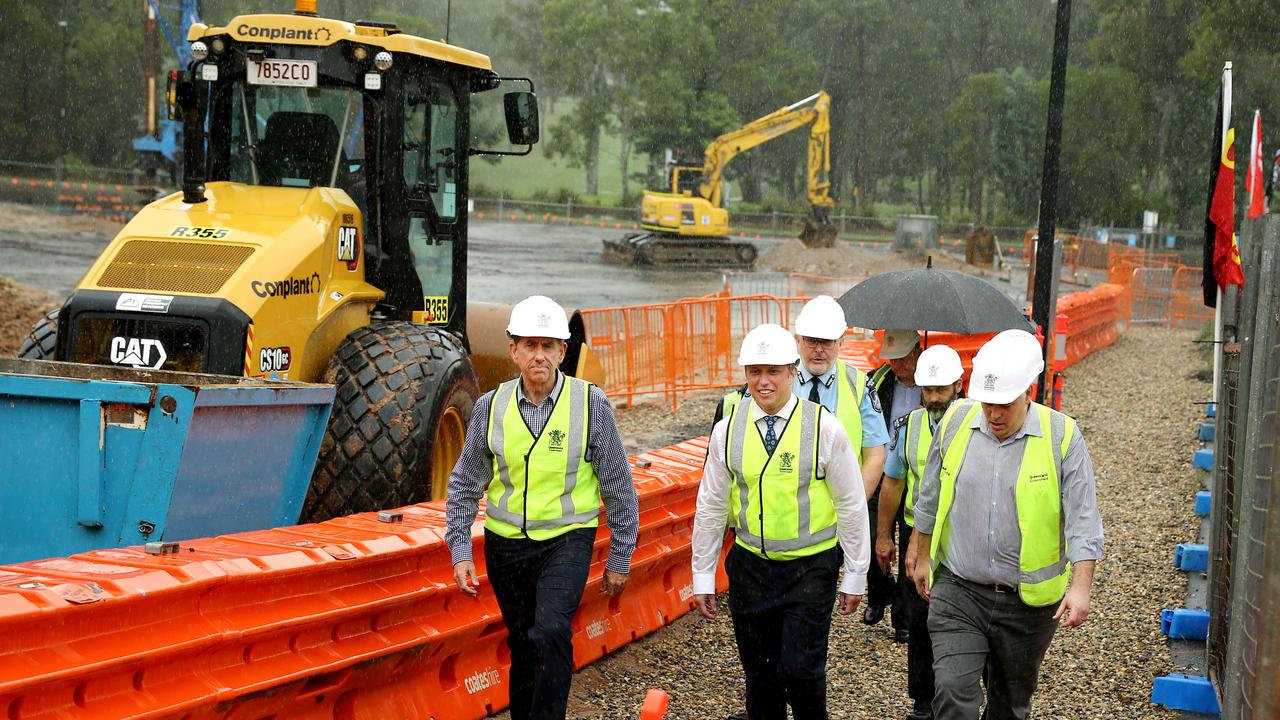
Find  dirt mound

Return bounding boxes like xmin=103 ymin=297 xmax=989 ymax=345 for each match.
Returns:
xmin=1 ymin=275 xmax=60 ymax=357
xmin=761 ymin=238 xmax=972 ymax=276
xmin=0 ymin=201 xmax=125 ymax=236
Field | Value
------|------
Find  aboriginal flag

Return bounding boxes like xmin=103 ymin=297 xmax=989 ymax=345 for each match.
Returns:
xmin=1203 ymin=68 xmax=1245 ymax=307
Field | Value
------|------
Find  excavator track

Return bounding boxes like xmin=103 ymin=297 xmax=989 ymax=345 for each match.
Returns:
xmin=602 ymin=231 xmax=759 ymax=268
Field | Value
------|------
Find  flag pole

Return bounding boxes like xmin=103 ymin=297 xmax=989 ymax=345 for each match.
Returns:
xmin=1212 ymin=62 xmax=1232 ymax=405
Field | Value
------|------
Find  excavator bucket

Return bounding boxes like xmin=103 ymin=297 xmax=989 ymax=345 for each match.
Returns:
xmin=799 ymin=214 xmax=838 ymax=249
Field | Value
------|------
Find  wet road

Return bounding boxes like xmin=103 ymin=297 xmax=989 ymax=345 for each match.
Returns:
xmin=6 ymin=207 xmax=753 ymax=308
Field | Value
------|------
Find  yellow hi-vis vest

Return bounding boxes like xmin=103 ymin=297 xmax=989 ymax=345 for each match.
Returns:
xmin=899 ymin=406 xmax=935 ymax=528
xmin=928 ymin=399 xmax=1076 ymax=606
xmin=720 ymin=360 xmax=868 ymax=456
xmin=484 ymin=376 xmax=600 ymax=540
xmin=725 ymin=397 xmax=837 ymax=561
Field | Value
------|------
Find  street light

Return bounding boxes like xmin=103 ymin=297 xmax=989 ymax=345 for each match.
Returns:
xmin=58 ymin=19 xmax=69 ymax=183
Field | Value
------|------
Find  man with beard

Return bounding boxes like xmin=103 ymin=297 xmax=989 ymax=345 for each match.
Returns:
xmin=876 ymin=344 xmax=965 ymax=720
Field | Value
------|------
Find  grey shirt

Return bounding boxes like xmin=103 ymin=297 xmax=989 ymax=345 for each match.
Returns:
xmin=913 ymin=403 xmax=1104 ymax=588
xmin=444 ymin=371 xmax=640 ymax=574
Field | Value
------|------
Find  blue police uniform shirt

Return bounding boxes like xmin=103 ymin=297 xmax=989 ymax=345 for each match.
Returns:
xmin=795 ymin=365 xmax=890 ymax=449
xmin=884 ymin=411 xmax=940 ymax=479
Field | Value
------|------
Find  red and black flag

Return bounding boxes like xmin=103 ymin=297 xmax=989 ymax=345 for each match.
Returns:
xmin=1203 ymin=64 xmax=1245 ymax=307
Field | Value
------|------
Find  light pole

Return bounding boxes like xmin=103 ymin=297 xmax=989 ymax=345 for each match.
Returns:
xmin=58 ymin=19 xmax=69 ymax=183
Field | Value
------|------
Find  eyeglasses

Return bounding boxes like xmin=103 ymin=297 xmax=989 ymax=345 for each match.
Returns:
xmin=798 ymin=337 xmax=839 ymax=349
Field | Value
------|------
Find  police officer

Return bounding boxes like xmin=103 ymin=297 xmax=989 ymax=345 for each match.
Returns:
xmin=714 ymin=296 xmax=888 ymax=500
xmin=877 ymin=344 xmax=965 ymax=720
xmin=445 ymin=295 xmax=640 ymax=720
xmin=693 ymin=323 xmax=870 ymax=720
xmin=864 ymin=328 xmax=923 ymax=629
xmin=911 ymin=331 xmax=1103 ymax=720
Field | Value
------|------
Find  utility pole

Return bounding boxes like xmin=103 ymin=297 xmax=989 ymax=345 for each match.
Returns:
xmin=58 ymin=19 xmax=70 ymax=183
xmin=1032 ymin=0 xmax=1072 ymax=403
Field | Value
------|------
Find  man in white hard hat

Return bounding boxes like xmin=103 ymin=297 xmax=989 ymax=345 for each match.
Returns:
xmin=910 ymin=333 xmax=1103 ymax=720
xmin=693 ymin=322 xmax=870 ymax=720
xmin=863 ymin=327 xmax=924 ymax=630
xmin=445 ymin=295 xmax=640 ymax=720
xmin=876 ymin=344 xmax=965 ymax=720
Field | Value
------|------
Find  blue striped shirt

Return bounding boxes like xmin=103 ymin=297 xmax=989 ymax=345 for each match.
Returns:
xmin=444 ymin=372 xmax=640 ymax=573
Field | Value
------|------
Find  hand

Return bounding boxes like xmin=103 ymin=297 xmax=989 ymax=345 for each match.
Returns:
xmin=694 ymin=593 xmax=718 ymax=620
xmin=453 ymin=561 xmax=481 ymax=597
xmin=1053 ymin=585 xmax=1092 ymax=628
xmin=601 ymin=570 xmax=630 ymax=596
xmin=838 ymin=592 xmax=863 ymax=615
xmin=904 ymin=541 xmax=918 ymax=580
xmin=912 ymin=556 xmax=931 ymax=602
xmin=875 ymin=536 xmax=895 ymax=573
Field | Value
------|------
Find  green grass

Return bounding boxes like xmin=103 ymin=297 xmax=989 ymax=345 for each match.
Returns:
xmin=470 ymin=99 xmax=646 ymax=205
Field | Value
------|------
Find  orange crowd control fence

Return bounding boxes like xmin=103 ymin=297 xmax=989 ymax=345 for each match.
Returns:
xmin=1107 ymin=255 xmax=1213 ymax=330
xmin=0 ymin=438 xmax=724 ymax=720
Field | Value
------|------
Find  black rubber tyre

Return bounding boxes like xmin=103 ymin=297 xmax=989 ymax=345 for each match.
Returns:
xmin=303 ymin=321 xmax=480 ymax=522
xmin=17 ymin=308 xmax=59 ymax=359
xmin=735 ymin=242 xmax=759 ymax=265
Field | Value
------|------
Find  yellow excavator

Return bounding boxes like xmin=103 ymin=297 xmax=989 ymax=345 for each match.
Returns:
xmin=604 ymin=90 xmax=837 ymax=267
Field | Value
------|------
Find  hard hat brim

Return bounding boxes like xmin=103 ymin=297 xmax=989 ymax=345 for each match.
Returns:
xmin=967 ymin=382 xmax=1031 ymax=405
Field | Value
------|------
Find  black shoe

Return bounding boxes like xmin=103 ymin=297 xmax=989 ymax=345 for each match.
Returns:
xmin=862 ymin=604 xmax=886 ymax=625
xmin=906 ymin=701 xmax=933 ymax=720
xmin=895 ymin=626 xmax=910 ymax=644
xmin=727 ymin=714 xmax=749 ymax=720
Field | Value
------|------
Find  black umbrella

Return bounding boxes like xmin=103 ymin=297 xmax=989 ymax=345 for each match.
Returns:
xmin=836 ymin=260 xmax=1033 ymax=334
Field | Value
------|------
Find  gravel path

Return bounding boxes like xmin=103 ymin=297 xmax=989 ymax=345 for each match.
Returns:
xmin=554 ymin=327 xmax=1205 ymax=719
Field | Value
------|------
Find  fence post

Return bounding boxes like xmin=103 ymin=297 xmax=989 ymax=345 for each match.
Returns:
xmin=840 ymin=212 xmax=846 ymax=235
xmin=498 ymin=192 xmax=505 ymax=221
xmin=771 ymin=210 xmax=778 ymax=234
xmin=567 ymin=197 xmax=573 ymax=221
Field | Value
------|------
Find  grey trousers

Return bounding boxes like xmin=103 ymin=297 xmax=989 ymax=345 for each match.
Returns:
xmin=928 ymin=567 xmax=1060 ymax=720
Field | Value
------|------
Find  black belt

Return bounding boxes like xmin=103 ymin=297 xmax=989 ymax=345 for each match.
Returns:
xmin=942 ymin=565 xmax=1017 ymax=594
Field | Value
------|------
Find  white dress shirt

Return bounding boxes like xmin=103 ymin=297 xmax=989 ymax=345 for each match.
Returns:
xmin=692 ymin=394 xmax=870 ymax=596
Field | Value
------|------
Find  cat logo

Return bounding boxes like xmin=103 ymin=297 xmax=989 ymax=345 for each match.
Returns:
xmin=548 ymin=429 xmax=566 ymax=452
xmin=337 ymin=225 xmax=359 ymax=271
xmin=110 ymin=337 xmax=167 ymax=370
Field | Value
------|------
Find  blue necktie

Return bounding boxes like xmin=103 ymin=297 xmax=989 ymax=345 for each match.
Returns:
xmin=764 ymin=415 xmax=779 ymax=454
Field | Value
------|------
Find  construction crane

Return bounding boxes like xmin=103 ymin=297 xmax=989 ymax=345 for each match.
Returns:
xmin=134 ymin=0 xmax=202 ymax=185
xmin=604 ymin=90 xmax=837 ymax=267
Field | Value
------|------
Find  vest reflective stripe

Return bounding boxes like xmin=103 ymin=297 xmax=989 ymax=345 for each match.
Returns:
xmin=928 ymin=399 xmax=1075 ymax=606
xmin=726 ymin=398 xmax=837 ymax=559
xmin=870 ymin=364 xmax=893 ymax=392
xmin=833 ymin=360 xmax=866 ymax=456
xmin=901 ymin=407 xmax=933 ymax=528
xmin=485 ymin=376 xmax=601 ymax=538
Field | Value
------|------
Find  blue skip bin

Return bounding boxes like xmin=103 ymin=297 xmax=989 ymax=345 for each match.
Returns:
xmin=0 ymin=358 xmax=334 ymax=564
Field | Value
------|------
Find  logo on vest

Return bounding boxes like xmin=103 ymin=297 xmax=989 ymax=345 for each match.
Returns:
xmin=1028 ymin=472 xmax=1051 ymax=483
xmin=778 ymin=451 xmax=795 ymax=472
xmin=547 ymin=429 xmax=566 ymax=452
xmin=983 ymin=373 xmax=998 ymax=392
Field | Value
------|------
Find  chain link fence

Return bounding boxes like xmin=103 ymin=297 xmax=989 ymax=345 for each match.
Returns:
xmin=1206 ymin=212 xmax=1280 ymax=718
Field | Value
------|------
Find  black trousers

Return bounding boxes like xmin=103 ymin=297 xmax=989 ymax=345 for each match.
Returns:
xmin=867 ymin=487 xmax=908 ymax=622
xmin=897 ymin=541 xmax=933 ymax=707
xmin=726 ymin=542 xmax=841 ymax=720
xmin=484 ymin=527 xmax=596 ymax=720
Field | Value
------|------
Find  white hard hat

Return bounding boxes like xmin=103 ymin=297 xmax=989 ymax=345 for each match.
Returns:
xmin=914 ymin=345 xmax=963 ymax=387
xmin=738 ymin=323 xmax=799 ymax=366
xmin=507 ymin=295 xmax=571 ymax=339
xmin=969 ymin=334 xmax=1041 ymax=403
xmin=794 ymin=295 xmax=848 ymax=340
xmin=880 ymin=329 xmax=921 ymax=360
xmin=986 ymin=329 xmax=1045 ymax=376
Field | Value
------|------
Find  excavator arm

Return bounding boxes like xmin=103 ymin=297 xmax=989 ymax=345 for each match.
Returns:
xmin=695 ymin=91 xmax=833 ymax=210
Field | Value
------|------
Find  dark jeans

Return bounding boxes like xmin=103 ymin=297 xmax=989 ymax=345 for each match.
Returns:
xmin=726 ymin=542 xmax=841 ymax=720
xmin=928 ymin=566 xmax=1060 ymax=720
xmin=485 ymin=527 xmax=596 ymax=720
xmin=898 ymin=536 xmax=933 ymax=707
xmin=866 ymin=487 xmax=903 ymax=615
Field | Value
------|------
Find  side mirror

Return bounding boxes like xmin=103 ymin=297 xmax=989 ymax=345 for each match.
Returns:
xmin=503 ymin=91 xmax=539 ymax=146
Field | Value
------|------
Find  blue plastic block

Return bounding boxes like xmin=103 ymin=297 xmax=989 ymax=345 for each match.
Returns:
xmin=1151 ymin=674 xmax=1220 ymax=715
xmin=1194 ymin=448 xmax=1214 ymax=471
xmin=1207 ymin=402 xmax=1216 ymax=418
xmin=1195 ymin=491 xmax=1212 ymax=516
xmin=1198 ymin=422 xmax=1215 ymax=442
xmin=1160 ymin=608 xmax=1210 ymax=640
xmin=1175 ymin=543 xmax=1209 ymax=572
